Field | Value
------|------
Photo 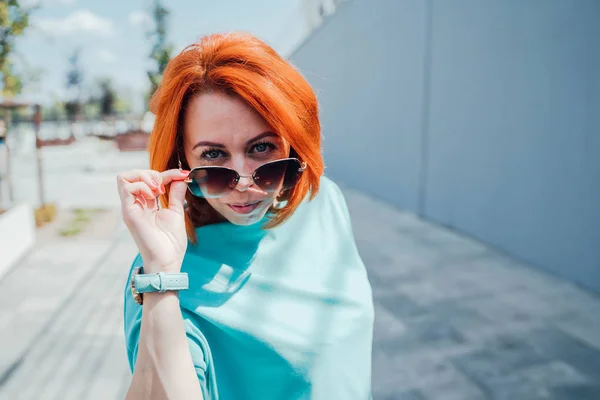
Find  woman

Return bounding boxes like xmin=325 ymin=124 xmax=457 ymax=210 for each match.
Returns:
xmin=121 ymin=33 xmax=374 ymax=400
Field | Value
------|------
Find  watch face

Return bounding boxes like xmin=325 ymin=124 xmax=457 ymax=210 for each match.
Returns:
xmin=131 ymin=267 xmax=144 ymax=305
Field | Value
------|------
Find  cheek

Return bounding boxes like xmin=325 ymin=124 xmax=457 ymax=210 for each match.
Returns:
xmin=205 ymin=198 xmax=224 ymax=212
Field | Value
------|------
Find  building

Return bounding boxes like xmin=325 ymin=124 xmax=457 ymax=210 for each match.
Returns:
xmin=301 ymin=0 xmax=343 ymax=32
xmin=289 ymin=0 xmax=600 ymax=294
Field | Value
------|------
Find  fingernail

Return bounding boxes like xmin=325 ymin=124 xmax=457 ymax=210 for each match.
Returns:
xmin=151 ymin=179 xmax=159 ymax=187
xmin=180 ymin=170 xmax=190 ymax=174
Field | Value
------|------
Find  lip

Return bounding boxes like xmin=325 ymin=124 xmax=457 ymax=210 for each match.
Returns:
xmin=227 ymin=201 xmax=261 ymax=215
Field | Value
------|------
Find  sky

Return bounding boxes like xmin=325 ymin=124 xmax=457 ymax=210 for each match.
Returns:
xmin=14 ymin=0 xmax=310 ymax=111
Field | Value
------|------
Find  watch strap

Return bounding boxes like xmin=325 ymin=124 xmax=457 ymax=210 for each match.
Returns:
xmin=133 ymin=272 xmax=189 ymax=293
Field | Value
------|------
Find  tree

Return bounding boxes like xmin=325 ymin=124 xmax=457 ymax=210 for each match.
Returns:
xmin=0 ymin=2 xmax=34 ymax=206
xmin=0 ymin=0 xmax=33 ymax=97
xmin=64 ymin=48 xmax=83 ymax=124
xmin=99 ymin=78 xmax=115 ymax=118
xmin=114 ymin=95 xmax=132 ymax=115
xmin=80 ymin=78 xmax=130 ymax=120
xmin=42 ymin=100 xmax=65 ymax=122
xmin=146 ymin=0 xmax=173 ymax=102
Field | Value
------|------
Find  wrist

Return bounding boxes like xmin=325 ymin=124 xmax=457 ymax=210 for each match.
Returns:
xmin=142 ymin=261 xmax=182 ymax=274
xmin=131 ymin=267 xmax=188 ymax=305
xmin=144 ymin=291 xmax=180 ymax=302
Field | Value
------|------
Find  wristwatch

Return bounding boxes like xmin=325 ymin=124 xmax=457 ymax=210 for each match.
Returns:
xmin=130 ymin=267 xmax=189 ymax=305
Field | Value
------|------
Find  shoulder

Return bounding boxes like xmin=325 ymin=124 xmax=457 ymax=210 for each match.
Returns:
xmin=309 ymin=175 xmax=347 ymax=208
xmin=318 ymin=175 xmax=342 ymax=196
xmin=319 ymin=175 xmax=351 ymax=212
xmin=297 ymin=175 xmax=353 ymax=230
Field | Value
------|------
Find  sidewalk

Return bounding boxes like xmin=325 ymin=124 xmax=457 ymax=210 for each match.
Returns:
xmin=2 ymin=137 xmax=149 ymax=209
xmin=0 ymin=207 xmax=134 ymax=400
xmin=0 ymin=142 xmax=599 ymax=399
xmin=345 ymin=190 xmax=600 ymax=399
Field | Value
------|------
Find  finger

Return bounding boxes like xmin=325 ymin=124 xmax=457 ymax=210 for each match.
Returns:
xmin=139 ymin=171 xmax=163 ymax=193
xmin=118 ymin=170 xmax=164 ymax=195
xmin=116 ymin=169 xmax=146 ymax=184
xmin=117 ymin=169 xmax=162 ymax=186
xmin=167 ymin=180 xmax=188 ymax=215
xmin=146 ymin=196 xmax=158 ymax=210
xmin=159 ymin=169 xmax=190 ymax=187
xmin=121 ymin=182 xmax=157 ymax=203
xmin=133 ymin=196 xmax=147 ymax=209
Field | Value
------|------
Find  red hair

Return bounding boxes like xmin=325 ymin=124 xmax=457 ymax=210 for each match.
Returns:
xmin=147 ymin=32 xmax=324 ymax=244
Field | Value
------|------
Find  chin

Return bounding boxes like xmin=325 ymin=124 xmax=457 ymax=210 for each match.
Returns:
xmin=228 ymin=217 xmax=261 ymax=226
xmin=225 ymin=212 xmax=266 ymax=226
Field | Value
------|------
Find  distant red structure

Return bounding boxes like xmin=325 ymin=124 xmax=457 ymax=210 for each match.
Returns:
xmin=115 ymin=130 xmax=150 ymax=151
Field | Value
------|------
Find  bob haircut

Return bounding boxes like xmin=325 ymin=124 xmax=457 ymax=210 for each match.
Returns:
xmin=148 ymin=32 xmax=325 ymax=244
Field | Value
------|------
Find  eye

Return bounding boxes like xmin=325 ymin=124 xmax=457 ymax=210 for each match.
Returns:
xmin=201 ymin=148 xmax=226 ymax=160
xmin=251 ymin=141 xmax=275 ymax=154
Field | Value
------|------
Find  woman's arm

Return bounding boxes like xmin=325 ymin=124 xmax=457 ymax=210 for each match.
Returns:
xmin=116 ymin=167 xmax=201 ymax=398
xmin=125 ymin=291 xmax=204 ymax=400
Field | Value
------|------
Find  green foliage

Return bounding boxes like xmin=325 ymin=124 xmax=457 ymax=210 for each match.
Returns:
xmin=42 ymin=100 xmax=66 ymax=121
xmin=59 ymin=208 xmax=92 ymax=237
xmin=65 ymin=48 xmax=84 ymax=121
xmin=99 ymin=78 xmax=115 ymax=117
xmin=58 ymin=208 xmax=105 ymax=237
xmin=81 ymin=98 xmax=99 ymax=119
xmin=66 ymin=48 xmax=83 ymax=91
xmin=64 ymin=100 xmax=81 ymax=122
xmin=114 ymin=95 xmax=131 ymax=114
xmin=80 ymin=77 xmax=131 ymax=119
xmin=0 ymin=0 xmax=33 ymax=96
xmin=146 ymin=0 xmax=173 ymax=102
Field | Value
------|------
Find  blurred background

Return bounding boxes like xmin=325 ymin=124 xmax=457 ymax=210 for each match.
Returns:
xmin=0 ymin=0 xmax=599 ymax=399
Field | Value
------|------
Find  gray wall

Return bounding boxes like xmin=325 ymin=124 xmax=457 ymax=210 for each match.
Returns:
xmin=290 ymin=0 xmax=600 ymax=293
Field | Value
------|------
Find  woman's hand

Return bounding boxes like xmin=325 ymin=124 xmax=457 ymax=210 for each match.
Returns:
xmin=117 ymin=168 xmax=191 ymax=273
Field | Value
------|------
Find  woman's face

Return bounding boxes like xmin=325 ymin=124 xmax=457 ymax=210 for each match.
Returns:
xmin=183 ymin=91 xmax=290 ymax=226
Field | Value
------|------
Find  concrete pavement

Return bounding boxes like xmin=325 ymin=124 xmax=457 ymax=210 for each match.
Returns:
xmin=345 ymin=190 xmax=600 ymax=399
xmin=2 ymin=137 xmax=148 ymax=209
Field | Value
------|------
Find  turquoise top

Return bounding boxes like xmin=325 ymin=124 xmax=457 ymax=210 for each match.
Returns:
xmin=123 ymin=176 xmax=374 ymax=399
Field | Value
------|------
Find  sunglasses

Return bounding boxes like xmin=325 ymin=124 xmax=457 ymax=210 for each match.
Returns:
xmin=181 ymin=157 xmax=307 ymax=198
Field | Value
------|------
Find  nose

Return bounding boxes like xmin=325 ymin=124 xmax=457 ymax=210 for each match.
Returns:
xmin=235 ymin=175 xmax=253 ymax=192
xmin=230 ymin=157 xmax=255 ymax=192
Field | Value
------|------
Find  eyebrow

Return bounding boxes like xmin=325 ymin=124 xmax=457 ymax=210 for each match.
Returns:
xmin=192 ymin=131 xmax=278 ymax=150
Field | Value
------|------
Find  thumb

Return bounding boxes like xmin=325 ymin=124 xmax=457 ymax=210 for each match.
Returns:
xmin=168 ymin=180 xmax=188 ymax=214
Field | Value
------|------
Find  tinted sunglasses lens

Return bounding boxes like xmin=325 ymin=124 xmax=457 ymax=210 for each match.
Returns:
xmin=188 ymin=168 xmax=238 ymax=198
xmin=254 ymin=159 xmax=302 ymax=193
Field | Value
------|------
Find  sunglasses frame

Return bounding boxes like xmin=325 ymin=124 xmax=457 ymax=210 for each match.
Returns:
xmin=180 ymin=157 xmax=307 ymax=198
